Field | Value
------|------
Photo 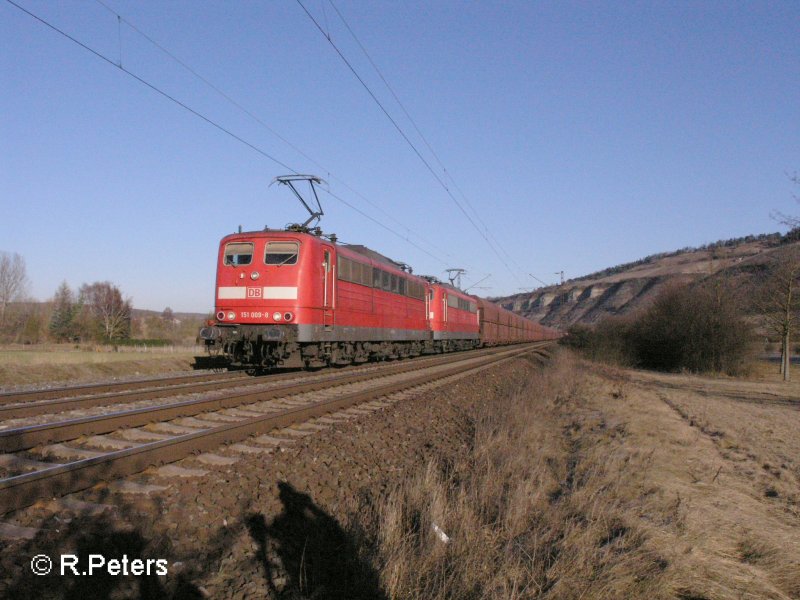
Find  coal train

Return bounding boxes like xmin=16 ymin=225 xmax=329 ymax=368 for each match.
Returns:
xmin=199 ymin=225 xmax=560 ymax=370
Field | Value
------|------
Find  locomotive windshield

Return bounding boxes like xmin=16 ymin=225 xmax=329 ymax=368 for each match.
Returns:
xmin=265 ymin=241 xmax=299 ymax=265
xmin=224 ymin=242 xmax=253 ymax=266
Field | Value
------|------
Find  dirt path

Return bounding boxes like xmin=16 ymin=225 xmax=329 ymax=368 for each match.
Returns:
xmin=589 ymin=365 xmax=800 ymax=599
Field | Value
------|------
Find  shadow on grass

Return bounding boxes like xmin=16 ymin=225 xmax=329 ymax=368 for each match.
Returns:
xmin=246 ymin=481 xmax=386 ymax=600
xmin=1 ymin=480 xmax=386 ymax=600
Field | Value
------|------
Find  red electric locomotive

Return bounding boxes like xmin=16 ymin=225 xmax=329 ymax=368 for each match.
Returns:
xmin=200 ymin=175 xmax=560 ymax=369
xmin=427 ymin=282 xmax=480 ymax=351
xmin=202 ymin=227 xmax=433 ymax=369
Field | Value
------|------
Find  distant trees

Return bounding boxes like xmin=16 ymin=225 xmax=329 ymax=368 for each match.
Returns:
xmin=760 ymin=172 xmax=800 ymax=380
xmin=563 ymin=281 xmax=755 ymax=375
xmin=757 ymin=247 xmax=800 ymax=381
xmin=47 ymin=281 xmax=132 ymax=342
xmin=560 ymin=317 xmax=636 ymax=365
xmin=3 ymin=272 xmax=207 ymax=346
xmin=48 ymin=281 xmax=80 ymax=342
xmin=571 ymin=231 xmax=791 ymax=285
xmin=139 ymin=306 xmax=178 ymax=342
xmin=0 ymin=252 xmax=28 ymax=327
xmin=631 ymin=282 xmax=753 ymax=373
xmin=79 ymin=282 xmax=132 ymax=341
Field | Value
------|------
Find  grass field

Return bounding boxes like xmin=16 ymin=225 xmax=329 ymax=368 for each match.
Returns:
xmin=361 ymin=351 xmax=800 ymax=598
xmin=0 ymin=344 xmax=205 ymax=387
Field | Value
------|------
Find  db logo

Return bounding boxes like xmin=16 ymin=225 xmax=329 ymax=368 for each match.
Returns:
xmin=247 ymin=287 xmax=262 ymax=298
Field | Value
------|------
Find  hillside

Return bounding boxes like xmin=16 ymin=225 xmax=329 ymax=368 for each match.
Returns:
xmin=496 ymin=232 xmax=799 ymax=329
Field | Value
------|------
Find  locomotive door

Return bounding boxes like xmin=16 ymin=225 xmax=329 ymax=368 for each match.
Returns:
xmin=322 ymin=247 xmax=335 ymax=330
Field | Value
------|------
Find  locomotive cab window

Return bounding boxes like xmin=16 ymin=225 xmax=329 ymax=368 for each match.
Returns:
xmin=265 ymin=242 xmax=299 ymax=266
xmin=224 ymin=242 xmax=254 ymax=266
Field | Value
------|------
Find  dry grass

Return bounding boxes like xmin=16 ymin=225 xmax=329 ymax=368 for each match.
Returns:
xmin=746 ymin=358 xmax=800 ymax=383
xmin=362 ymin=353 xmax=670 ymax=599
xmin=359 ymin=351 xmax=800 ymax=599
xmin=609 ymin=366 xmax=800 ymax=599
xmin=0 ymin=344 xmax=204 ymax=387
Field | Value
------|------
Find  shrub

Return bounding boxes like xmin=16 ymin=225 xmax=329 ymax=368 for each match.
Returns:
xmin=567 ymin=282 xmax=755 ymax=375
xmin=562 ymin=318 xmax=636 ymax=366
xmin=630 ymin=283 xmax=754 ymax=374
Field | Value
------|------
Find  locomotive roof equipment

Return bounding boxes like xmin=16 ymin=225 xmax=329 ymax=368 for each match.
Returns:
xmin=272 ymin=174 xmax=327 ymax=230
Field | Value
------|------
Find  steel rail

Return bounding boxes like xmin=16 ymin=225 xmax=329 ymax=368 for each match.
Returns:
xmin=0 ymin=346 xmax=538 ymax=514
xmin=0 ymin=370 xmax=248 ymax=405
xmin=0 ymin=370 xmax=298 ymax=421
xmin=0 ymin=345 xmax=545 ymax=453
xmin=0 ymin=343 xmax=550 ymax=419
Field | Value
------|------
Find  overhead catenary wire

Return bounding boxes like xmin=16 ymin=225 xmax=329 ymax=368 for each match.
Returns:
xmin=92 ymin=0 xmax=452 ymax=261
xmin=296 ymin=0 xmax=525 ymax=287
xmin=4 ymin=0 xmax=449 ymax=266
xmin=328 ymin=1 xmax=486 ymax=232
xmin=4 ymin=0 xmax=295 ymax=172
xmin=328 ymin=0 xmax=552 ymax=288
xmin=327 ymin=0 xmax=449 ymax=186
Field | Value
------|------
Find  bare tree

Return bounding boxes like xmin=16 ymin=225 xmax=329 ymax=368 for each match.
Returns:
xmin=79 ymin=281 xmax=132 ymax=340
xmin=0 ymin=252 xmax=28 ymax=327
xmin=758 ymin=247 xmax=800 ymax=381
xmin=771 ymin=171 xmax=800 ymax=230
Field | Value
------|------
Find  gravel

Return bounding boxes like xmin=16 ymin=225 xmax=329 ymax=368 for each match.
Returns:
xmin=0 ymin=356 xmax=536 ymax=599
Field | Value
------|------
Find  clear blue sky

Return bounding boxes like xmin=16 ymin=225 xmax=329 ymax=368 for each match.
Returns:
xmin=2 ymin=1 xmax=798 ymax=313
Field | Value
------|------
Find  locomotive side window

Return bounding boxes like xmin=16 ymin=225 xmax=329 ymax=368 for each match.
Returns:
xmin=363 ymin=264 xmax=374 ymax=287
xmin=265 ymin=242 xmax=299 ymax=265
xmin=338 ymin=258 xmax=424 ymax=298
xmin=353 ymin=261 xmax=366 ymax=287
xmin=338 ymin=257 xmax=351 ymax=281
xmin=408 ymin=281 xmax=424 ymax=300
xmin=224 ymin=242 xmax=254 ymax=266
xmin=338 ymin=256 xmax=374 ymax=288
xmin=445 ymin=294 xmax=478 ymax=312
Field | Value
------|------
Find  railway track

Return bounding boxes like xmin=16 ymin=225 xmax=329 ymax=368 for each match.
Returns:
xmin=0 ymin=343 xmax=549 ymax=514
xmin=0 ymin=348 xmax=519 ymax=424
xmin=0 ymin=367 xmax=324 ymax=423
xmin=0 ymin=370 xmax=248 ymax=405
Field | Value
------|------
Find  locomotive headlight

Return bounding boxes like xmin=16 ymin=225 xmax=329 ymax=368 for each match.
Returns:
xmin=216 ymin=311 xmax=225 ymax=321
xmin=272 ymin=311 xmax=282 ymax=321
xmin=283 ymin=312 xmax=293 ymax=322
xmin=227 ymin=311 xmax=236 ymax=321
xmin=250 ymin=271 xmax=260 ymax=280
